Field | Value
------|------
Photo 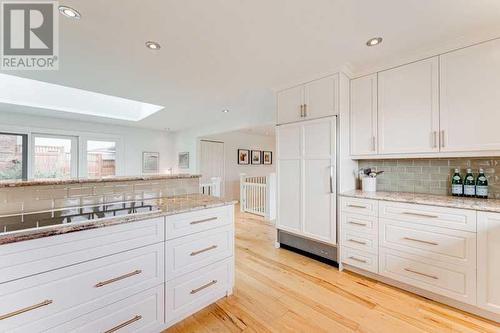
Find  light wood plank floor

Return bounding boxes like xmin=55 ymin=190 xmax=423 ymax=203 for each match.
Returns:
xmin=166 ymin=208 xmax=500 ymax=333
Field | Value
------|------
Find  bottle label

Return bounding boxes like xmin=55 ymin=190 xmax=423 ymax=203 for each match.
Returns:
xmin=452 ymin=175 xmax=461 ymax=181
xmin=466 ymin=176 xmax=474 ymax=181
xmin=476 ymin=186 xmax=488 ymax=197
xmin=452 ymin=184 xmax=463 ymax=195
xmin=464 ymin=185 xmax=475 ymax=196
xmin=478 ymin=176 xmax=487 ymax=182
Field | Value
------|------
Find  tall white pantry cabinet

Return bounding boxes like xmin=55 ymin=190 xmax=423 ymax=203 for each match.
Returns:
xmin=275 ymin=73 xmax=355 ymax=254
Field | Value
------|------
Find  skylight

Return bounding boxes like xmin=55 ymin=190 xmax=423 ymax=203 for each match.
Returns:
xmin=0 ymin=74 xmax=164 ymax=121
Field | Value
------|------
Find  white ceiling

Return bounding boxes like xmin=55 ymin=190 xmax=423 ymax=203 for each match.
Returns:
xmin=3 ymin=0 xmax=500 ymax=134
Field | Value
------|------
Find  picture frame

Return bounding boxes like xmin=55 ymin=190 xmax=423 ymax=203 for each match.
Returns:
xmin=251 ymin=150 xmax=262 ymax=164
xmin=178 ymin=152 xmax=190 ymax=169
xmin=238 ymin=149 xmax=249 ymax=165
xmin=263 ymin=151 xmax=272 ymax=165
xmin=142 ymin=152 xmax=159 ymax=174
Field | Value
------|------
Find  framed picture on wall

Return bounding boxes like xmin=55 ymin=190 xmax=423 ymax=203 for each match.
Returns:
xmin=178 ymin=152 xmax=190 ymax=169
xmin=251 ymin=150 xmax=262 ymax=164
xmin=263 ymin=151 xmax=272 ymax=165
xmin=142 ymin=152 xmax=159 ymax=174
xmin=238 ymin=149 xmax=249 ymax=164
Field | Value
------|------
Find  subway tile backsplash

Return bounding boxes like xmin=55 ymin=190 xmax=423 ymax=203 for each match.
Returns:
xmin=358 ymin=158 xmax=500 ymax=198
xmin=0 ymin=178 xmax=200 ymax=215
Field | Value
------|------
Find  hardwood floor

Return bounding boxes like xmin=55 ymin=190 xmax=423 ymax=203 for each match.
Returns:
xmin=166 ymin=208 xmax=500 ymax=333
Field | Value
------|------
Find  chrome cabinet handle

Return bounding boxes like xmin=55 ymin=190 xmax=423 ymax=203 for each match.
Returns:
xmin=95 ymin=270 xmax=142 ymax=288
xmin=404 ymin=268 xmax=438 ymax=280
xmin=300 ymin=104 xmax=304 ymax=117
xmin=348 ymin=239 xmax=367 ymax=245
xmin=372 ymin=136 xmax=376 ymax=151
xmin=190 ymin=217 xmax=217 ymax=225
xmin=432 ymin=131 xmax=438 ymax=148
xmin=191 ymin=280 xmax=218 ymax=294
xmin=347 ymin=204 xmax=367 ymax=209
xmin=329 ymin=165 xmax=335 ymax=194
xmin=348 ymin=256 xmax=367 ymax=263
xmin=0 ymin=300 xmax=53 ymax=321
xmin=190 ymin=245 xmax=218 ymax=256
xmin=402 ymin=211 xmax=439 ymax=219
xmin=303 ymin=104 xmax=307 ymax=117
xmin=347 ymin=221 xmax=368 ymax=227
xmin=440 ymin=130 xmax=445 ymax=148
xmin=104 ymin=315 xmax=142 ymax=333
xmin=403 ymin=237 xmax=438 ymax=246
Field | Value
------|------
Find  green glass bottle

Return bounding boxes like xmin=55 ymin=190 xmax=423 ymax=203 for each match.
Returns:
xmin=463 ymin=168 xmax=476 ymax=197
xmin=476 ymin=168 xmax=489 ymax=199
xmin=451 ymin=168 xmax=463 ymax=197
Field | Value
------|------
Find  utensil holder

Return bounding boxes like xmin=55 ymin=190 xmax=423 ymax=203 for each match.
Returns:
xmin=362 ymin=177 xmax=377 ymax=192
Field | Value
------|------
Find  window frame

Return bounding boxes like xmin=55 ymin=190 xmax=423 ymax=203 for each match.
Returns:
xmin=31 ymin=133 xmax=79 ymax=179
xmin=82 ymin=138 xmax=119 ymax=178
xmin=0 ymin=132 xmax=28 ymax=180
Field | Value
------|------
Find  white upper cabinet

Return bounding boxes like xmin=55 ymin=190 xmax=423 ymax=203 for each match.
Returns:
xmin=350 ymin=74 xmax=378 ymax=156
xmin=440 ymin=39 xmax=500 ymax=152
xmin=277 ymin=75 xmax=338 ymax=125
xmin=377 ymin=57 xmax=440 ymax=154
xmin=304 ymin=75 xmax=338 ymax=120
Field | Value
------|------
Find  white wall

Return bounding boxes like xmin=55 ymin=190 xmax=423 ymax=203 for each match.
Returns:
xmin=202 ymin=130 xmax=276 ymax=200
xmin=0 ymin=111 xmax=175 ymax=176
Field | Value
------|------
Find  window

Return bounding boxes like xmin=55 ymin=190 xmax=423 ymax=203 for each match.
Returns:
xmin=33 ymin=134 xmax=77 ymax=179
xmin=86 ymin=140 xmax=116 ymax=178
xmin=0 ymin=133 xmax=27 ymax=180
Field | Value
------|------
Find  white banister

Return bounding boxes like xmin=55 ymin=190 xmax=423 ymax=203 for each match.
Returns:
xmin=240 ymin=173 xmax=276 ymax=222
xmin=200 ymin=177 xmax=221 ymax=197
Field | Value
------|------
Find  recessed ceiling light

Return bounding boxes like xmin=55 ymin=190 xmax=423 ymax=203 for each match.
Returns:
xmin=58 ymin=6 xmax=81 ymax=19
xmin=222 ymin=109 xmax=229 ymax=113
xmin=145 ymin=41 xmax=161 ymax=50
xmin=366 ymin=37 xmax=383 ymax=47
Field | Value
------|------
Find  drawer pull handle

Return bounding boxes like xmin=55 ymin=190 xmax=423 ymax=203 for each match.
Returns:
xmin=348 ymin=221 xmax=368 ymax=227
xmin=190 ymin=217 xmax=217 ymax=225
xmin=0 ymin=300 xmax=53 ymax=321
xmin=347 ymin=204 xmax=367 ymax=209
xmin=95 ymin=270 xmax=142 ymax=288
xmin=191 ymin=280 xmax=218 ymax=294
xmin=403 ymin=237 xmax=439 ymax=246
xmin=402 ymin=212 xmax=439 ymax=219
xmin=348 ymin=239 xmax=367 ymax=245
xmin=404 ymin=268 xmax=438 ymax=280
xmin=190 ymin=245 xmax=218 ymax=256
xmin=104 ymin=315 xmax=143 ymax=333
xmin=348 ymin=256 xmax=367 ymax=264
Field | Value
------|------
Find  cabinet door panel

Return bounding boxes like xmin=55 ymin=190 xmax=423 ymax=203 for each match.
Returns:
xmin=378 ymin=57 xmax=439 ymax=154
xmin=350 ymin=74 xmax=377 ymax=155
xmin=440 ymin=39 xmax=500 ymax=152
xmin=277 ymin=160 xmax=301 ymax=233
xmin=277 ymin=85 xmax=303 ymax=125
xmin=303 ymin=120 xmax=332 ymax=157
xmin=304 ymin=75 xmax=337 ymax=119
xmin=478 ymin=212 xmax=500 ymax=313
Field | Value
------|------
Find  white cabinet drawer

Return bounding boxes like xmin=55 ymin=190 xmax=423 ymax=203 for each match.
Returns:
xmin=341 ymin=247 xmax=378 ymax=274
xmin=166 ymin=258 xmax=233 ymax=326
xmin=341 ymin=229 xmax=378 ymax=254
xmin=50 ymin=285 xmax=165 ymax=333
xmin=379 ymin=248 xmax=476 ymax=305
xmin=341 ymin=213 xmax=378 ymax=236
xmin=340 ymin=197 xmax=378 ymax=217
xmin=379 ymin=201 xmax=476 ymax=232
xmin=166 ymin=225 xmax=234 ymax=280
xmin=0 ymin=216 xmax=164 ymax=284
xmin=166 ymin=205 xmax=233 ymax=240
xmin=0 ymin=243 xmax=164 ymax=333
xmin=380 ymin=218 xmax=476 ymax=266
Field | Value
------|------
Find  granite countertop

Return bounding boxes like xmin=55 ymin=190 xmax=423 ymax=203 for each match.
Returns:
xmin=0 ymin=193 xmax=236 ymax=245
xmin=0 ymin=174 xmax=201 ymax=188
xmin=340 ymin=190 xmax=500 ymax=213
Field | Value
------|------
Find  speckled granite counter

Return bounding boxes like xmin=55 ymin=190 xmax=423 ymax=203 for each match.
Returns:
xmin=340 ymin=190 xmax=500 ymax=213
xmin=0 ymin=174 xmax=201 ymax=188
xmin=0 ymin=194 xmax=236 ymax=245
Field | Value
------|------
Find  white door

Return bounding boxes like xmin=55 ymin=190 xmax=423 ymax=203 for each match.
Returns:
xmin=199 ymin=140 xmax=224 ymax=195
xmin=277 ymin=85 xmax=304 ymax=125
xmin=350 ymin=74 xmax=378 ymax=156
xmin=302 ymin=118 xmax=336 ymax=244
xmin=304 ymin=75 xmax=338 ymax=120
xmin=276 ymin=124 xmax=302 ymax=234
xmin=440 ymin=39 xmax=500 ymax=152
xmin=477 ymin=212 xmax=500 ymax=314
xmin=378 ymin=57 xmax=439 ymax=154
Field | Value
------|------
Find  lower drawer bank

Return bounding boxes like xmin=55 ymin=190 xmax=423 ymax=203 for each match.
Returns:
xmin=0 ymin=203 xmax=236 ymax=332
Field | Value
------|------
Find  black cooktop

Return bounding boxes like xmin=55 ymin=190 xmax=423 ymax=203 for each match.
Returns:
xmin=0 ymin=200 xmax=161 ymax=234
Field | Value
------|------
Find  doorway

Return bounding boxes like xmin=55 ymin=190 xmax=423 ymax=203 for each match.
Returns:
xmin=199 ymin=140 xmax=225 ymax=196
